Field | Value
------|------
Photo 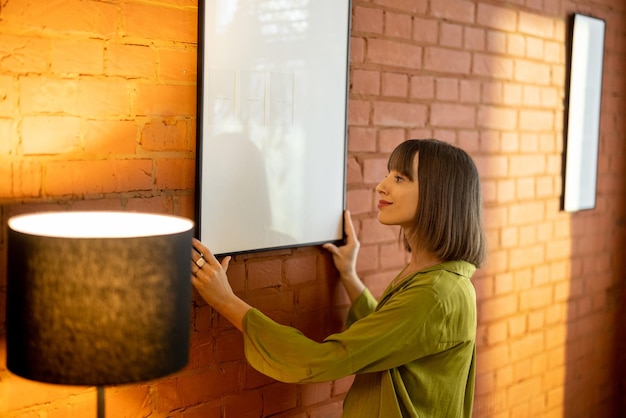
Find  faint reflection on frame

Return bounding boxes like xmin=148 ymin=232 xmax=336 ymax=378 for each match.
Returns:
xmin=562 ymin=13 xmax=606 ymax=212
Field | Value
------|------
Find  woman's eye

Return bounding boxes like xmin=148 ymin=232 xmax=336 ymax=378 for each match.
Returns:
xmin=394 ymin=175 xmax=404 ymax=182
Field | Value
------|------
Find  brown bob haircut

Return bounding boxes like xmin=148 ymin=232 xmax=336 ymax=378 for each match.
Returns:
xmin=388 ymin=139 xmax=487 ymax=268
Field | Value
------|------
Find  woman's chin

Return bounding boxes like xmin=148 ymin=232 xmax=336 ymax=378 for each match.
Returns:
xmin=376 ymin=213 xmax=393 ymax=225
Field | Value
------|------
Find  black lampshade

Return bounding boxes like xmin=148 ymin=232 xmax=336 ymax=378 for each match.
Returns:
xmin=6 ymin=211 xmax=194 ymax=386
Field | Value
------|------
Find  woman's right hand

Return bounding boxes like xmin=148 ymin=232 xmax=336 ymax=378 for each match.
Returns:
xmin=323 ymin=211 xmax=364 ymax=301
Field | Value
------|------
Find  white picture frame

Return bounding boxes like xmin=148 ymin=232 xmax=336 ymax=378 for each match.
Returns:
xmin=195 ymin=0 xmax=351 ymax=255
xmin=563 ymin=14 xmax=606 ymax=212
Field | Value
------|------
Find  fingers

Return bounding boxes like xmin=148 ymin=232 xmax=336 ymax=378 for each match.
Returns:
xmin=221 ymin=256 xmax=232 ymax=270
xmin=192 ymin=238 xmax=208 ymax=258
xmin=191 ymin=238 xmax=205 ymax=264
xmin=192 ymin=238 xmax=230 ymax=273
xmin=343 ymin=210 xmax=358 ymax=244
xmin=322 ymin=210 xmax=358 ymax=253
xmin=322 ymin=242 xmax=338 ymax=255
xmin=192 ymin=238 xmax=218 ymax=263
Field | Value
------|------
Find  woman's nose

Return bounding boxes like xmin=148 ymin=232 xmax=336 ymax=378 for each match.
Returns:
xmin=375 ymin=178 xmax=386 ymax=194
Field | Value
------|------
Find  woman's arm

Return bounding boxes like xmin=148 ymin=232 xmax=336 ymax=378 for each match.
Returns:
xmin=242 ymin=279 xmax=453 ymax=383
xmin=191 ymin=239 xmax=251 ymax=331
xmin=191 ymin=210 xmax=366 ymax=329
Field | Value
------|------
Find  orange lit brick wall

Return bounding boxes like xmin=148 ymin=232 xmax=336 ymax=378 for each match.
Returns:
xmin=1 ymin=1 xmax=625 ymax=417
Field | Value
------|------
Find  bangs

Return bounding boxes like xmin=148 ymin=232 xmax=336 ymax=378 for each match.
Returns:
xmin=387 ymin=141 xmax=420 ymax=181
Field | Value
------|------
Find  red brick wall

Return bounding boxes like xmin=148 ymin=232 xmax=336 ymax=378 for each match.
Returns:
xmin=1 ymin=1 xmax=625 ymax=417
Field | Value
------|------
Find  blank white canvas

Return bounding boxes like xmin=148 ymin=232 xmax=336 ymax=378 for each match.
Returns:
xmin=564 ymin=14 xmax=606 ymax=212
xmin=197 ymin=0 xmax=350 ymax=254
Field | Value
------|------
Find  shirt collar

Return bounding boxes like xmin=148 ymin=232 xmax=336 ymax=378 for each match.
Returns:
xmin=417 ymin=260 xmax=476 ymax=279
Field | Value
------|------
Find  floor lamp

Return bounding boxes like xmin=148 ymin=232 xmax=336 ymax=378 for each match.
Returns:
xmin=6 ymin=211 xmax=194 ymax=418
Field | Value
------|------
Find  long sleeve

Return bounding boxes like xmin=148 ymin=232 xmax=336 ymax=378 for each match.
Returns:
xmin=241 ymin=261 xmax=477 ymax=417
xmin=242 ymin=308 xmax=354 ymax=382
xmin=242 ymin=288 xmax=379 ymax=383
xmin=345 ymin=288 xmax=377 ymax=326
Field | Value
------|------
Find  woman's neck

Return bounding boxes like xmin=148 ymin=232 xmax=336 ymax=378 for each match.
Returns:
xmin=392 ymin=248 xmax=443 ymax=287
xmin=400 ymin=230 xmax=443 ymax=278
xmin=406 ymin=246 xmax=443 ymax=273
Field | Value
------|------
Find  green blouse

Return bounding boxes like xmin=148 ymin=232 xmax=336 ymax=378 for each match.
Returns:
xmin=242 ymin=260 xmax=477 ymax=417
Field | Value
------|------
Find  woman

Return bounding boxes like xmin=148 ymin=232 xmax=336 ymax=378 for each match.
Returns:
xmin=191 ymin=139 xmax=486 ymax=417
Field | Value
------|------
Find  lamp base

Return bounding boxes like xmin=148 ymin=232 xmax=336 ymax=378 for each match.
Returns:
xmin=97 ymin=386 xmax=105 ymax=418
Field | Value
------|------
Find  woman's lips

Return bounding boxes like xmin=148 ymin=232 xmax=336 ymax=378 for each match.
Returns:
xmin=378 ymin=200 xmax=392 ymax=209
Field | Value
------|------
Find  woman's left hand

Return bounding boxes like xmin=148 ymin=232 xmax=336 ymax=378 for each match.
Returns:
xmin=190 ymin=238 xmax=252 ymax=331
xmin=191 ymin=238 xmax=233 ymax=310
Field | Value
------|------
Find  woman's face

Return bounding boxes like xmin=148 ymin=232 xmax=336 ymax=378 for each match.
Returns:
xmin=375 ymin=153 xmax=419 ymax=228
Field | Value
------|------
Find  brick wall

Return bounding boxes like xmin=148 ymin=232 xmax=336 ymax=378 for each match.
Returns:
xmin=1 ymin=0 xmax=625 ymax=417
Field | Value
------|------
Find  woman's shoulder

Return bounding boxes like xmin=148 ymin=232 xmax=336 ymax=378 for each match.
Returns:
xmin=397 ymin=261 xmax=477 ymax=306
